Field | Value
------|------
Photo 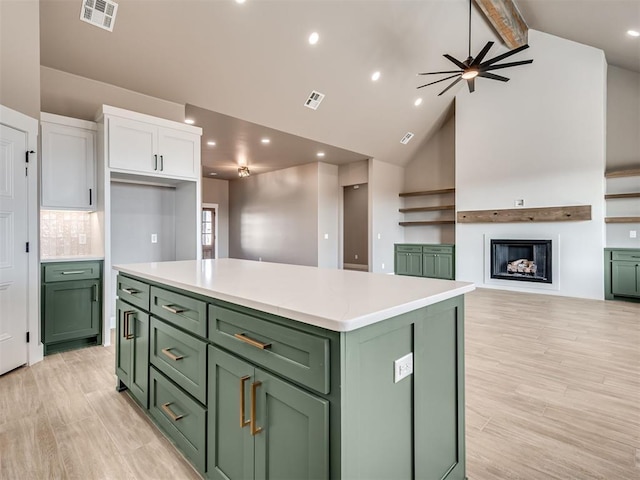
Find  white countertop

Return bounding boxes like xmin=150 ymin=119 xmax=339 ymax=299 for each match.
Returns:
xmin=41 ymin=255 xmax=105 ymax=263
xmin=114 ymin=259 xmax=474 ymax=332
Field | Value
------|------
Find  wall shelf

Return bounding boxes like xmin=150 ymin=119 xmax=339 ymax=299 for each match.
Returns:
xmin=605 ymin=217 xmax=640 ymax=224
xmin=605 ymin=192 xmax=640 ymax=200
xmin=399 ymin=205 xmax=455 ymax=213
xmin=605 ymin=168 xmax=640 ymax=178
xmin=399 ymin=221 xmax=456 ymax=226
xmin=457 ymin=205 xmax=592 ymax=223
xmin=399 ymin=188 xmax=455 ymax=197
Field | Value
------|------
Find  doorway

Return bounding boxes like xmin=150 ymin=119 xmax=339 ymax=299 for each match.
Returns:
xmin=202 ymin=204 xmax=218 ymax=259
xmin=343 ymin=183 xmax=368 ymax=271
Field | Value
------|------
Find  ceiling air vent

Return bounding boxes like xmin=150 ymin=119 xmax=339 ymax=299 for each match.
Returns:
xmin=304 ymin=91 xmax=325 ymax=110
xmin=80 ymin=0 xmax=119 ymax=32
xmin=400 ymin=132 xmax=414 ymax=145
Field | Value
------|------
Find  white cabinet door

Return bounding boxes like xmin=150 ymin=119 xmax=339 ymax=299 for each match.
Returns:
xmin=108 ymin=116 xmax=158 ymax=174
xmin=158 ymin=127 xmax=199 ymax=179
xmin=41 ymin=122 xmax=95 ymax=210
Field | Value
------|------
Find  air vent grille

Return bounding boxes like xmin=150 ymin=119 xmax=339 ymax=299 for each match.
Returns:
xmin=400 ymin=132 xmax=415 ymax=145
xmin=80 ymin=0 xmax=118 ymax=32
xmin=304 ymin=91 xmax=325 ymax=110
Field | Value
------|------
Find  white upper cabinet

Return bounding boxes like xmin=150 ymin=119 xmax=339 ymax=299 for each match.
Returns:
xmin=105 ymin=107 xmax=201 ymax=180
xmin=41 ymin=113 xmax=96 ymax=211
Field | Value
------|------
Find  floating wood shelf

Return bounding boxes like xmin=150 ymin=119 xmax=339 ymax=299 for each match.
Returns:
xmin=399 ymin=205 xmax=455 ymax=213
xmin=605 ymin=217 xmax=640 ymax=223
xmin=399 ymin=188 xmax=455 ymax=197
xmin=604 ymin=192 xmax=640 ymax=200
xmin=457 ymin=205 xmax=592 ymax=223
xmin=399 ymin=220 xmax=455 ymax=226
xmin=605 ymin=168 xmax=640 ymax=178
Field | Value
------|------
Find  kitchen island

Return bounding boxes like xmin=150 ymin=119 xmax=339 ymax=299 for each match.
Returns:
xmin=114 ymin=259 xmax=474 ymax=480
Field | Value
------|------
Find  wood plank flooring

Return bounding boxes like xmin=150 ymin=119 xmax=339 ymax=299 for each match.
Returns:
xmin=0 ymin=288 xmax=638 ymax=479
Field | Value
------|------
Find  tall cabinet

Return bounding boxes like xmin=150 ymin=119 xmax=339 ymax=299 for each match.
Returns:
xmin=95 ymin=105 xmax=202 ymax=345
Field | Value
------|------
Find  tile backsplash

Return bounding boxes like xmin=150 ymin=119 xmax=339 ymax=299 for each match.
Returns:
xmin=41 ymin=210 xmax=93 ymax=257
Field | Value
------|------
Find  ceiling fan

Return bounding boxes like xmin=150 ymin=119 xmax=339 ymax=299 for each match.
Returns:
xmin=417 ymin=0 xmax=533 ymax=95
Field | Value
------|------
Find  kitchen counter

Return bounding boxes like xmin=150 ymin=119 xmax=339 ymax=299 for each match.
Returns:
xmin=41 ymin=255 xmax=104 ymax=263
xmin=113 ymin=258 xmax=474 ymax=332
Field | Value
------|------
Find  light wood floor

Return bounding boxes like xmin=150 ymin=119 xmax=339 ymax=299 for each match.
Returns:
xmin=0 ymin=288 xmax=638 ymax=479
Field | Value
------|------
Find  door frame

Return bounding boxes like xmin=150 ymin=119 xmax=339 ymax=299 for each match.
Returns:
xmin=202 ymin=203 xmax=219 ymax=260
xmin=0 ymin=105 xmax=42 ymax=366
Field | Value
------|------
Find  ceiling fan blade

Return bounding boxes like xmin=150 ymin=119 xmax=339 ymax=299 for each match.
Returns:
xmin=467 ymin=78 xmax=475 ymax=93
xmin=478 ymin=72 xmax=510 ymax=82
xmin=438 ymin=77 xmax=463 ymax=96
xmin=479 ymin=44 xmax=530 ymax=68
xmin=443 ymin=54 xmax=468 ymax=70
xmin=417 ymin=70 xmax=463 ymax=75
xmin=417 ymin=73 xmax=461 ymax=89
xmin=471 ymin=41 xmax=494 ymax=66
xmin=482 ymin=59 xmax=533 ymax=71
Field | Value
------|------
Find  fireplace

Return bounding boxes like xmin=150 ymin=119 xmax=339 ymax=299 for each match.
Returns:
xmin=490 ymin=239 xmax=552 ymax=284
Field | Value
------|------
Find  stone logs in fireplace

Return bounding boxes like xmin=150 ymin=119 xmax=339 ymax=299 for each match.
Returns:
xmin=491 ymin=239 xmax=552 ymax=283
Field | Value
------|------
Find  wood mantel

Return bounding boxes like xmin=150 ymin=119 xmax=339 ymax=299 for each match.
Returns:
xmin=457 ymin=205 xmax=592 ymax=223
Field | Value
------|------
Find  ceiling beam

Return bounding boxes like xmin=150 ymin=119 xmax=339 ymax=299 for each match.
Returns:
xmin=474 ymin=0 xmax=528 ymax=49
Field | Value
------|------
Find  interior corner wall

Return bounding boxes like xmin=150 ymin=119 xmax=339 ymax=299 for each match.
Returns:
xmin=455 ymin=29 xmax=606 ymax=300
xmin=0 ymin=0 xmax=40 ymax=118
xmin=40 ymin=67 xmax=185 ymax=122
xmin=202 ymin=177 xmax=230 ymax=258
xmin=317 ymin=163 xmax=339 ymax=268
xmin=369 ymin=159 xmax=404 ymax=274
xmin=403 ymin=114 xmax=456 ymax=245
xmin=229 ymin=163 xmax=320 ymax=266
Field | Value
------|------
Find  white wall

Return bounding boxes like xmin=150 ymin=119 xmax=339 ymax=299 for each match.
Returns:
xmin=202 ymin=177 xmax=230 ymax=258
xmin=456 ymin=29 xmax=607 ymax=300
xmin=607 ymin=66 xmax=640 ymax=171
xmin=369 ymin=159 xmax=404 ymax=273
xmin=317 ymin=163 xmax=340 ymax=268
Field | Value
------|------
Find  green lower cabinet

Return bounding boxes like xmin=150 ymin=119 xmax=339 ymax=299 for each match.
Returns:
xmin=611 ymin=262 xmax=640 ymax=297
xmin=115 ymin=299 xmax=150 ymax=408
xmin=208 ymin=346 xmax=329 ymax=480
xmin=423 ymin=253 xmax=454 ymax=280
xmin=395 ymin=252 xmax=423 ymax=276
xmin=395 ymin=244 xmax=455 ymax=279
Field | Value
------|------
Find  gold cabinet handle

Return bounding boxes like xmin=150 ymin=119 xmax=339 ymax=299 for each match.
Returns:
xmin=161 ymin=304 xmax=186 ymax=314
xmin=239 ymin=375 xmax=250 ymax=428
xmin=161 ymin=347 xmax=184 ymax=361
xmin=161 ymin=402 xmax=184 ymax=422
xmin=234 ymin=333 xmax=272 ymax=350
xmin=122 ymin=288 xmax=139 ymax=295
xmin=250 ymin=381 xmax=262 ymax=436
xmin=123 ymin=311 xmax=135 ymax=340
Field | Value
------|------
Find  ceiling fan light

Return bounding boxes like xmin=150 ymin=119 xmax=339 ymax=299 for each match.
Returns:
xmin=461 ymin=69 xmax=478 ymax=80
xmin=238 ymin=166 xmax=250 ymax=177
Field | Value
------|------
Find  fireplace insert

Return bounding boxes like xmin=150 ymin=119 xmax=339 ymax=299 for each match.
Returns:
xmin=490 ymin=239 xmax=552 ymax=284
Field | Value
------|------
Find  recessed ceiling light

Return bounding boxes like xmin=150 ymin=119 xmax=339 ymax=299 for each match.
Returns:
xmin=261 ymin=138 xmax=270 ymax=144
xmin=235 ymin=0 xmax=246 ymax=4
xmin=317 ymin=152 xmax=325 ymax=158
xmin=628 ymin=30 xmax=640 ymax=37
xmin=209 ymin=172 xmax=218 ymax=176
xmin=207 ymin=141 xmax=216 ymax=146
xmin=414 ymin=98 xmax=423 ymax=107
xmin=184 ymin=119 xmax=195 ymax=125
xmin=309 ymin=32 xmax=319 ymax=45
xmin=371 ymin=71 xmax=381 ymax=82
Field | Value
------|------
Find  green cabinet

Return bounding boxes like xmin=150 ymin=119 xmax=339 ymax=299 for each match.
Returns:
xmin=115 ymin=298 xmax=150 ymax=408
xmin=395 ymin=244 xmax=455 ymax=280
xmin=604 ymin=248 xmax=640 ymax=301
xmin=395 ymin=245 xmax=423 ymax=276
xmin=208 ymin=346 xmax=329 ymax=480
xmin=41 ymin=261 xmax=102 ymax=355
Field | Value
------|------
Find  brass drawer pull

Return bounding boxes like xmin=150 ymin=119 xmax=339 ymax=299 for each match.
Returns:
xmin=161 ymin=347 xmax=184 ymax=361
xmin=239 ymin=375 xmax=250 ymax=428
xmin=61 ymin=270 xmax=85 ymax=275
xmin=234 ymin=333 xmax=272 ymax=350
xmin=123 ymin=311 xmax=135 ymax=340
xmin=122 ymin=288 xmax=139 ymax=295
xmin=161 ymin=304 xmax=186 ymax=314
xmin=250 ymin=381 xmax=262 ymax=436
xmin=161 ymin=402 xmax=184 ymax=422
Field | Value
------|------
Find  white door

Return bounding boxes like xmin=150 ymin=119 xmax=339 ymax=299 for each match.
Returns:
xmin=0 ymin=125 xmax=28 ymax=375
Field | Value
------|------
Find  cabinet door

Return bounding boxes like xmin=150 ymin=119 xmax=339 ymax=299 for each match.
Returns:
xmin=41 ymin=122 xmax=95 ymax=210
xmin=43 ymin=280 xmax=100 ymax=344
xmin=408 ymin=253 xmax=423 ymax=276
xmin=208 ymin=346 xmax=255 ymax=480
xmin=157 ymin=127 xmax=199 ymax=179
xmin=254 ymin=368 xmax=329 ymax=480
xmin=115 ymin=299 xmax=132 ymax=386
xmin=115 ymin=299 xmax=149 ymax=408
xmin=395 ymin=252 xmax=410 ymax=275
xmin=108 ymin=116 xmax=158 ymax=174
xmin=436 ymin=254 xmax=454 ymax=280
xmin=612 ymin=262 xmax=640 ymax=297
xmin=423 ymin=253 xmax=437 ymax=277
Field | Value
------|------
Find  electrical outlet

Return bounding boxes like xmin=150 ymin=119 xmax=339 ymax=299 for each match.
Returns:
xmin=78 ymin=234 xmax=87 ymax=245
xmin=377 ymin=233 xmax=381 ymax=240
xmin=151 ymin=234 xmax=158 ymax=244
xmin=259 ymin=257 xmax=262 ymax=261
xmin=381 ymin=263 xmax=385 ymax=270
xmin=630 ymin=230 xmax=637 ymax=239
xmin=394 ymin=352 xmax=413 ymax=383
xmin=355 ymin=254 xmax=358 ymax=260
xmin=514 ymin=199 xmax=525 ymax=207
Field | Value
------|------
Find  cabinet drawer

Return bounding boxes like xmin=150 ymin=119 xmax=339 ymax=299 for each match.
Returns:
xmin=44 ymin=261 xmax=100 ymax=282
xmin=395 ymin=245 xmax=423 ymax=253
xmin=150 ymin=317 xmax=207 ymax=404
xmin=612 ymin=251 xmax=640 ymax=262
xmin=422 ymin=245 xmax=454 ymax=254
xmin=209 ymin=305 xmax=330 ymax=394
xmin=151 ymin=287 xmax=207 ymax=338
xmin=149 ymin=368 xmax=206 ymax=474
xmin=117 ymin=275 xmax=150 ymax=311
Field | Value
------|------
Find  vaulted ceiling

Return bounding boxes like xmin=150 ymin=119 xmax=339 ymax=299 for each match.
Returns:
xmin=38 ymin=1 xmax=640 ymax=178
